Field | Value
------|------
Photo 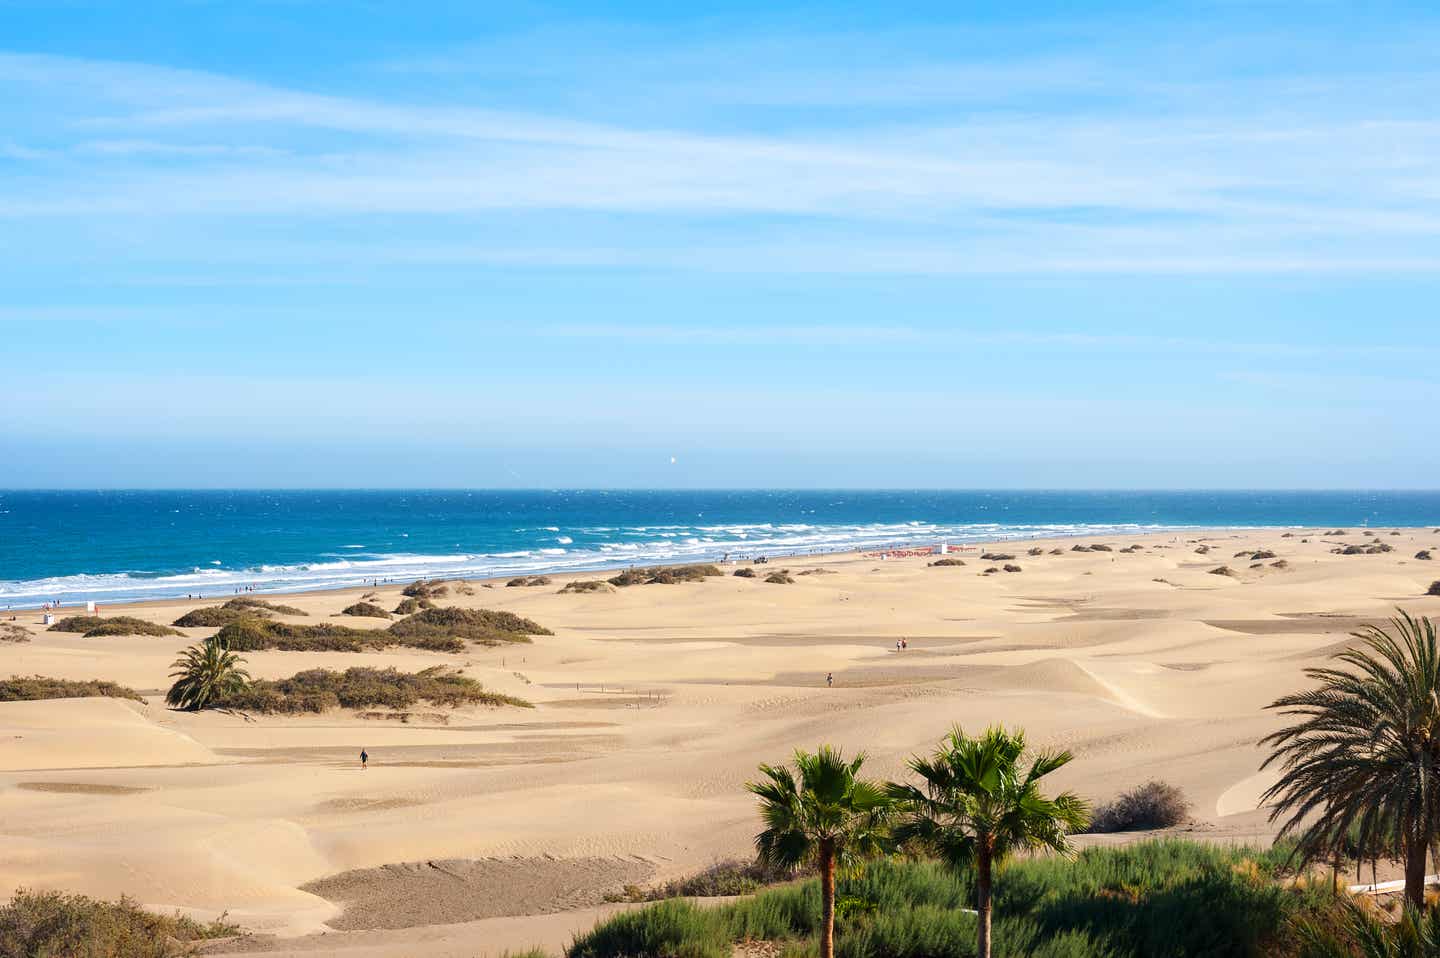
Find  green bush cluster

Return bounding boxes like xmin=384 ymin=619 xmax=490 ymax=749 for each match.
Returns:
xmin=392 ymin=596 xmax=434 ymax=615
xmin=49 ymin=615 xmax=183 ymax=637
xmin=0 ymin=675 xmax=145 ymax=703
xmin=339 ymin=601 xmax=391 ymax=619
xmin=172 ymin=597 xmax=305 ymax=628
xmin=507 ymin=576 xmax=553 ymax=587
xmin=216 ymin=618 xmax=464 ymax=653
xmin=608 ymin=564 xmax=724 ymax=586
xmin=387 ymin=606 xmax=551 ymax=645
xmin=0 ymin=888 xmax=239 ymax=958
xmin=209 ymin=666 xmax=531 ymax=714
xmin=402 ymin=579 xmax=451 ymax=599
xmin=559 ymin=579 xmax=613 ymax=593
xmin=570 ymin=841 xmax=1331 ymax=958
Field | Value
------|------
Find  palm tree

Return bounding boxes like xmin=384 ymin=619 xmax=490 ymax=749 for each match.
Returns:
xmin=887 ymin=725 xmax=1089 ymax=958
xmin=747 ymin=746 xmax=891 ymax=958
xmin=1261 ymin=612 xmax=1440 ymax=908
xmin=166 ymin=636 xmax=250 ymax=711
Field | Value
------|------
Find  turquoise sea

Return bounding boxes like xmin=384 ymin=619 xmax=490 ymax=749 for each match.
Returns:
xmin=1 ymin=490 xmax=1437 ymax=608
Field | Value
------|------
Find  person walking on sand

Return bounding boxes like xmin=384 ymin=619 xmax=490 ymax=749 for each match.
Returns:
xmin=826 ymin=672 xmax=833 ymax=688
xmin=360 ymin=748 xmax=368 ymax=770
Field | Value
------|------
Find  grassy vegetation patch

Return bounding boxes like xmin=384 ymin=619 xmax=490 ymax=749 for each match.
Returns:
xmin=387 ymin=607 xmax=551 ymax=646
xmin=217 ymin=619 xmax=463 ymax=653
xmin=0 ymin=888 xmax=239 ymax=958
xmin=559 ymin=580 xmax=613 ymax=594
xmin=1088 ymin=781 xmax=1192 ymax=833
xmin=507 ymin=576 xmax=553 ymax=587
xmin=339 ymin=602 xmax=392 ymax=619
xmin=608 ymin=564 xmax=724 ymax=587
xmin=570 ymin=840 xmax=1330 ymax=958
xmin=392 ymin=596 xmax=434 ymax=615
xmin=210 ymin=666 xmax=531 ymax=714
xmin=173 ymin=597 xmax=305 ymax=628
xmin=48 ymin=616 xmax=184 ymax=638
xmin=402 ymin=579 xmax=451 ymax=599
xmin=0 ymin=676 xmax=144 ymax=703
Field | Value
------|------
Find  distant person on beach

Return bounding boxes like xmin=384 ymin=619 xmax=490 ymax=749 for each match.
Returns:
xmin=360 ymin=748 xmax=368 ymax=769
xmin=826 ymin=672 xmax=833 ymax=688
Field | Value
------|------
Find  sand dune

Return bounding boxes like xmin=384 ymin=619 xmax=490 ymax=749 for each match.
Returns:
xmin=0 ymin=528 xmax=1437 ymax=954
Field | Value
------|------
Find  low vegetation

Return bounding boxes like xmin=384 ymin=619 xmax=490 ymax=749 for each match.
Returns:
xmin=608 ymin=564 xmax=724 ymax=586
xmin=733 ymin=567 xmax=757 ymax=577
xmin=571 ymin=841 xmax=1329 ymax=958
xmin=209 ymin=666 xmax=530 ymax=714
xmin=0 ymin=676 xmax=144 ymax=703
xmin=559 ymin=579 xmax=613 ymax=594
xmin=980 ymin=552 xmax=1016 ymax=561
xmin=1002 ymin=564 xmax=1022 ymax=573
xmin=392 ymin=596 xmax=434 ymax=615
xmin=1089 ymin=544 xmax=1113 ymax=552
xmin=507 ymin=576 xmax=553 ymax=587
xmin=217 ymin=618 xmax=464 ymax=653
xmin=48 ymin=615 xmax=182 ymax=637
xmin=1087 ymin=780 xmax=1192 ymax=833
xmin=1428 ymin=581 xmax=1440 ymax=596
xmin=402 ymin=579 xmax=451 ymax=599
xmin=1416 ymin=550 xmax=1432 ymax=561
xmin=765 ymin=571 xmax=796 ymax=584
xmin=387 ymin=606 xmax=551 ymax=645
xmin=172 ymin=597 xmax=305 ymax=628
xmin=339 ymin=601 xmax=391 ymax=619
xmin=1209 ymin=566 xmax=1237 ymax=577
xmin=928 ymin=557 xmax=965 ymax=567
xmin=0 ymin=887 xmax=239 ymax=958
xmin=0 ymin=623 xmax=32 ymax=643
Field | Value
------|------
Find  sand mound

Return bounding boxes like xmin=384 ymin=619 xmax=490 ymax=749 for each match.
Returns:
xmin=302 ymin=856 xmax=654 ymax=930
xmin=0 ymin=698 xmax=218 ymax=770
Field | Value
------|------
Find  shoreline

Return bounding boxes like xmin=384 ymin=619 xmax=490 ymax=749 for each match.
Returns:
xmin=12 ymin=523 xmax=1426 ymax=618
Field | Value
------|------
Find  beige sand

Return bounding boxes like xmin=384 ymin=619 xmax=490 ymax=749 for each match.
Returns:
xmin=1 ymin=527 xmax=1437 ymax=955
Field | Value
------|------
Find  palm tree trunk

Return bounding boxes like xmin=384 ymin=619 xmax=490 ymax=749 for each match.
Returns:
xmin=820 ymin=839 xmax=836 ymax=958
xmin=1405 ymin=830 xmax=1428 ymax=909
xmin=977 ymin=847 xmax=993 ymax=958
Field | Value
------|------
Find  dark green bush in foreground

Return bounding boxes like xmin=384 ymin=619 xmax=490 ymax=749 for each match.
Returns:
xmin=570 ymin=840 xmax=1334 ymax=958
xmin=0 ymin=676 xmax=144 ymax=703
xmin=339 ymin=601 xmax=391 ymax=619
xmin=0 ymin=888 xmax=238 ymax=958
xmin=209 ymin=665 xmax=530 ymax=714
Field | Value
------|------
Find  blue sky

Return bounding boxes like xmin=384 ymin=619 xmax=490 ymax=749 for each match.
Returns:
xmin=2 ymin=1 xmax=1438 ymax=488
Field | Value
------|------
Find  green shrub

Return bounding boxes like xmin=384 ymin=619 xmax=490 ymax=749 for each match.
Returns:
xmin=217 ymin=618 xmax=463 ymax=653
xmin=507 ymin=576 xmax=553 ymax=587
xmin=765 ymin=571 xmax=796 ymax=584
xmin=339 ymin=602 xmax=391 ymax=619
xmin=393 ymin=596 xmax=434 ymax=615
xmin=928 ymin=558 xmax=965 ymax=567
xmin=47 ymin=616 xmax=109 ymax=633
xmin=0 ymin=676 xmax=144 ymax=703
xmin=64 ymin=617 xmax=183 ymax=638
xmin=387 ymin=607 xmax=551 ymax=646
xmin=608 ymin=564 xmax=724 ymax=587
xmin=734 ymin=567 xmax=758 ymax=577
xmin=1003 ymin=564 xmax=1023 ymax=573
xmin=980 ymin=552 xmax=1016 ymax=561
xmin=210 ymin=666 xmax=531 ymax=714
xmin=173 ymin=597 xmax=308 ymax=627
xmin=0 ymin=888 xmax=239 ymax=958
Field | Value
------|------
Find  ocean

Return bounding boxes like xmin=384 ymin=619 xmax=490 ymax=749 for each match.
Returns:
xmin=0 ymin=489 xmax=1436 ymax=608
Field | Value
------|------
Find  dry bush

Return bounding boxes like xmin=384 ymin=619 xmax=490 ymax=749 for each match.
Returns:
xmin=402 ymin=579 xmax=451 ymax=599
xmin=928 ymin=557 xmax=965 ymax=567
xmin=0 ymin=623 xmax=31 ymax=643
xmin=559 ymin=579 xmax=613 ymax=594
xmin=506 ymin=576 xmax=552 ymax=587
xmin=0 ymin=887 xmax=239 ymax=958
xmin=387 ymin=607 xmax=550 ymax=646
xmin=1209 ymin=566 xmax=1237 ymax=577
xmin=732 ymin=567 xmax=757 ymax=578
xmin=0 ymin=676 xmax=144 ymax=703
xmin=1003 ymin=564 xmax=1023 ymax=573
xmin=393 ymin=596 xmax=434 ymax=615
xmin=1427 ymin=581 xmax=1440 ymax=597
xmin=608 ymin=564 xmax=723 ymax=587
xmin=217 ymin=618 xmax=462 ymax=653
xmin=1088 ymin=781 xmax=1192 ymax=833
xmin=764 ymin=571 xmax=795 ymax=584
xmin=980 ymin=552 xmax=1016 ymax=561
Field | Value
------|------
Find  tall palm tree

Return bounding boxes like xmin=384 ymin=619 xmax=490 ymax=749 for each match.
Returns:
xmin=747 ymin=746 xmax=891 ymax=958
xmin=887 ymin=725 xmax=1089 ymax=958
xmin=1261 ymin=612 xmax=1440 ymax=908
xmin=166 ymin=636 xmax=250 ymax=711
